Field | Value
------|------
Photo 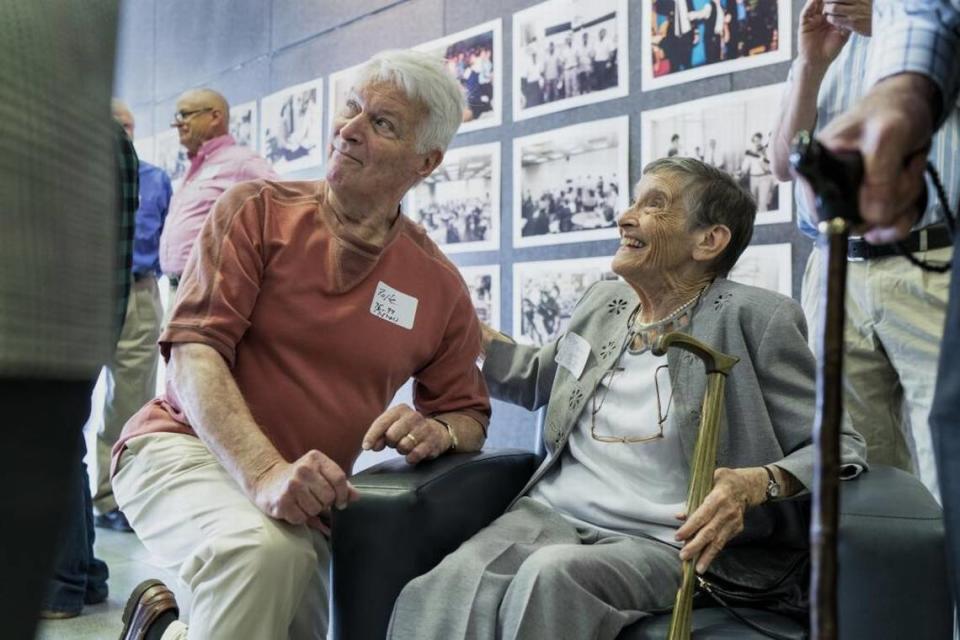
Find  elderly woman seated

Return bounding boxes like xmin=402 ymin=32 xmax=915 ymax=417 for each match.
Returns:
xmin=387 ymin=157 xmax=866 ymax=640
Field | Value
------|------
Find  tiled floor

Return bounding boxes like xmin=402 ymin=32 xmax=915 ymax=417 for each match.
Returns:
xmin=35 ymin=528 xmax=188 ymax=640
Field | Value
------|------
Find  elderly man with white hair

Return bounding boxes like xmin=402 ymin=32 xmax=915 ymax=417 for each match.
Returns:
xmin=112 ymin=49 xmax=491 ymax=640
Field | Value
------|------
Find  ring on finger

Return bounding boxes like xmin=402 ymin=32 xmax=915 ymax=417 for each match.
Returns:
xmin=405 ymin=433 xmax=418 ymax=445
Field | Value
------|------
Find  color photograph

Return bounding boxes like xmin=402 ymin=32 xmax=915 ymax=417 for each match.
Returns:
xmin=415 ymin=19 xmax=503 ymax=133
xmin=642 ymin=0 xmax=791 ymax=90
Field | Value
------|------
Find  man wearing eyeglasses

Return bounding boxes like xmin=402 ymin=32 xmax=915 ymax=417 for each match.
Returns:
xmin=158 ymin=89 xmax=276 ymax=308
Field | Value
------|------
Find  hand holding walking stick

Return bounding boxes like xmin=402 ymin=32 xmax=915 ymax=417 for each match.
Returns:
xmin=653 ymin=332 xmax=739 ymax=640
xmin=790 ymin=131 xmax=864 ymax=640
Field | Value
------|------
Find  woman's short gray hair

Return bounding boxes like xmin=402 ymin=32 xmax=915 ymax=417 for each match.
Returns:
xmin=643 ymin=156 xmax=757 ymax=277
xmin=356 ymin=49 xmax=465 ymax=154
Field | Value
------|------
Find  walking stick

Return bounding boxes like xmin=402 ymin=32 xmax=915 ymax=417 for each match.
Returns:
xmin=653 ymin=332 xmax=739 ymax=640
xmin=790 ymin=131 xmax=864 ymax=640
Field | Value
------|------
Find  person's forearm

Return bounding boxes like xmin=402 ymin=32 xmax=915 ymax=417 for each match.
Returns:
xmin=480 ymin=322 xmax=514 ymax=353
xmin=434 ymin=411 xmax=487 ymax=453
xmin=169 ymin=342 xmax=284 ymax=495
xmin=770 ymin=59 xmax=828 ymax=180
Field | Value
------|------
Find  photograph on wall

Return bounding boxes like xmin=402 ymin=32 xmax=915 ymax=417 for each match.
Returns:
xmin=459 ymin=264 xmax=501 ymax=330
xmin=512 ymin=0 xmax=629 ymax=121
xmin=154 ymin=128 xmax=188 ymax=190
xmin=728 ymin=242 xmax=792 ymax=296
xmin=514 ymin=115 xmax=629 ymax=248
xmin=229 ymin=100 xmax=258 ymax=150
xmin=327 ymin=63 xmax=364 ymax=141
xmin=260 ymin=78 xmax=324 ymax=175
xmin=133 ymin=136 xmax=155 ymax=165
xmin=513 ymin=257 xmax=619 ymax=346
xmin=415 ymin=19 xmax=503 ymax=133
xmin=642 ymin=0 xmax=791 ymax=91
xmin=640 ymin=84 xmax=791 ymax=225
xmin=408 ymin=142 xmax=500 ymax=253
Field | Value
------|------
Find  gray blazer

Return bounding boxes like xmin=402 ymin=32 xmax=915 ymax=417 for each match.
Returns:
xmin=484 ymin=278 xmax=867 ymax=547
xmin=0 ymin=2 xmax=120 ymax=379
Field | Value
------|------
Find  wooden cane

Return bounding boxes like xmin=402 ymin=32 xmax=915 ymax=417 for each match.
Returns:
xmin=652 ymin=332 xmax=739 ymax=640
xmin=790 ymin=131 xmax=864 ymax=640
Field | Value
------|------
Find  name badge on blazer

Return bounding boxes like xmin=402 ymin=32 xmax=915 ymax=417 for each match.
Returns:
xmin=555 ymin=332 xmax=591 ymax=379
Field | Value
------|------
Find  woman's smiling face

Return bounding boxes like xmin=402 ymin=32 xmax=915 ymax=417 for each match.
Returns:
xmin=612 ymin=171 xmax=697 ymax=282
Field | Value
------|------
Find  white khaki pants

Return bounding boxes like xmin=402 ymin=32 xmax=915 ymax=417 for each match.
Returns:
xmin=801 ymin=244 xmax=951 ymax=501
xmin=113 ymin=433 xmax=330 ymax=640
xmin=94 ymin=274 xmax=162 ymax=514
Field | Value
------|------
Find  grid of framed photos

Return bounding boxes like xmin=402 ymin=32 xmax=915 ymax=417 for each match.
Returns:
xmin=134 ymin=0 xmax=801 ymax=339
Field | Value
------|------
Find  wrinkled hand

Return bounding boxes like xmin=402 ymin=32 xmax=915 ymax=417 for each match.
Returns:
xmin=797 ymin=0 xmax=852 ymax=69
xmin=362 ymin=404 xmax=452 ymax=464
xmin=252 ymin=451 xmax=359 ymax=532
xmin=822 ymin=0 xmax=871 ymax=36
xmin=816 ymin=73 xmax=936 ymax=243
xmin=675 ymin=467 xmax=766 ymax=574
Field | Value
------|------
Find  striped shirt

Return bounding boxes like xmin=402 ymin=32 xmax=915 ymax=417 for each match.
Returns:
xmin=795 ymin=0 xmax=960 ymax=238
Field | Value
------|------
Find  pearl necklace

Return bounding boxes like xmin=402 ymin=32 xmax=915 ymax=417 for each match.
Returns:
xmin=626 ymin=289 xmax=704 ymax=354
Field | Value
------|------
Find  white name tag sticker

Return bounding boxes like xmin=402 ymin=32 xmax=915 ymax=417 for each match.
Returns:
xmin=196 ymin=164 xmax=224 ymax=181
xmin=370 ymin=281 xmax=418 ymax=330
xmin=555 ymin=332 xmax=591 ymax=379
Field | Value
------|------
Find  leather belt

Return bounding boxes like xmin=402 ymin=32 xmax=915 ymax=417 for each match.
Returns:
xmin=847 ymin=224 xmax=953 ymax=261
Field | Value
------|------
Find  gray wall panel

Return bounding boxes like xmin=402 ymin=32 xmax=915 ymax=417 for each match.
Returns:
xmin=271 ymin=0 xmax=400 ymax=50
xmin=154 ymin=0 xmax=271 ymax=99
xmin=115 ymin=0 xmax=156 ymax=107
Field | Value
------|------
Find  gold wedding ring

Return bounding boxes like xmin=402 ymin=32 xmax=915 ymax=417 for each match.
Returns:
xmin=405 ymin=433 xmax=418 ymax=445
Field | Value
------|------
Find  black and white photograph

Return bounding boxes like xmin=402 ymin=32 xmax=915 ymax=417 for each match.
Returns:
xmin=260 ymin=78 xmax=324 ymax=175
xmin=640 ymin=84 xmax=791 ymax=224
xmin=133 ymin=136 xmax=154 ymax=166
xmin=642 ymin=0 xmax=790 ymax=91
xmin=154 ymin=128 xmax=188 ymax=190
xmin=514 ymin=115 xmax=629 ymax=248
xmin=327 ymin=63 xmax=364 ymax=142
xmin=512 ymin=0 xmax=628 ymax=121
xmin=513 ymin=257 xmax=618 ymax=346
xmin=459 ymin=264 xmax=501 ymax=330
xmin=415 ymin=19 xmax=502 ymax=133
xmin=229 ymin=100 xmax=258 ymax=150
xmin=408 ymin=142 xmax=500 ymax=253
xmin=728 ymin=242 xmax=792 ymax=297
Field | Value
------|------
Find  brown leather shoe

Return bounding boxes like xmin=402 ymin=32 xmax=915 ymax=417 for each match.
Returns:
xmin=118 ymin=579 xmax=179 ymax=640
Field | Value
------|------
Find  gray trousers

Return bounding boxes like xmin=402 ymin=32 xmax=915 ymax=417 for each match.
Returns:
xmin=387 ymin=497 xmax=682 ymax=640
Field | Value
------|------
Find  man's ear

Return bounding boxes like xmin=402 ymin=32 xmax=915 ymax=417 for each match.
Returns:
xmin=692 ymin=224 xmax=731 ymax=263
xmin=417 ymin=149 xmax=443 ymax=178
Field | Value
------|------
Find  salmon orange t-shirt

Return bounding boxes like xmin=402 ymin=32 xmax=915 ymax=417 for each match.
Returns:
xmin=115 ymin=179 xmax=490 ymax=475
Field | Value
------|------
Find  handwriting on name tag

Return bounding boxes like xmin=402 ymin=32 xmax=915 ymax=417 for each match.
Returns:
xmin=370 ymin=281 xmax=418 ymax=330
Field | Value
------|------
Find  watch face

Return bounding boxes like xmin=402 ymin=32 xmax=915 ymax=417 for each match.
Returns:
xmin=768 ymin=481 xmax=781 ymax=498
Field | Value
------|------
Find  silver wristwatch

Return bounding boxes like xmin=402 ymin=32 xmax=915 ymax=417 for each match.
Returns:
xmin=763 ymin=465 xmax=781 ymax=500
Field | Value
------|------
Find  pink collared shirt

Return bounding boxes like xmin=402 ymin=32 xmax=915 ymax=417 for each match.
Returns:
xmin=159 ymin=134 xmax=277 ymax=275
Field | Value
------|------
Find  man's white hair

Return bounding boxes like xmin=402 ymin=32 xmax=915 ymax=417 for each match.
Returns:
xmin=355 ymin=49 xmax=465 ymax=154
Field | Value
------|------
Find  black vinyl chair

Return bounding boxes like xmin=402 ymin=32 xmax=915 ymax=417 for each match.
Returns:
xmin=331 ymin=451 xmax=951 ymax=640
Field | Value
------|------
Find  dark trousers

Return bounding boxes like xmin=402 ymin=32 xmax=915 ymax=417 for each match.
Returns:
xmin=1 ymin=377 xmax=94 ymax=640
xmin=932 ymin=230 xmax=960 ymax=609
